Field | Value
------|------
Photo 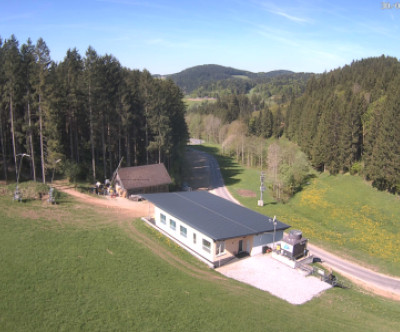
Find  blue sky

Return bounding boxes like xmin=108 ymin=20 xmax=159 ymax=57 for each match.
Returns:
xmin=1 ymin=0 xmax=399 ymax=75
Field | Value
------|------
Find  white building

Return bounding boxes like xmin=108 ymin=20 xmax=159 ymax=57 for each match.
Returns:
xmin=142 ymin=191 xmax=290 ymax=267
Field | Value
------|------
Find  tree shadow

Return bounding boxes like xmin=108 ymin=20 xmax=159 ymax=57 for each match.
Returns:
xmin=190 ymin=145 xmax=242 ymax=187
xmin=289 ymin=173 xmax=318 ymax=199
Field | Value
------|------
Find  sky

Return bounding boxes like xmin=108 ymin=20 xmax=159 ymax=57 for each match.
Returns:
xmin=1 ymin=0 xmax=400 ymax=75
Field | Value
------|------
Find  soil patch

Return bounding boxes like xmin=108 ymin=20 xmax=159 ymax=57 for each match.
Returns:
xmin=237 ymin=189 xmax=257 ymax=197
xmin=56 ymin=185 xmax=148 ymax=218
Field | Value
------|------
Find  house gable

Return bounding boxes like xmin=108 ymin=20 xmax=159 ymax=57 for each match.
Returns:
xmin=116 ymin=163 xmax=172 ymax=194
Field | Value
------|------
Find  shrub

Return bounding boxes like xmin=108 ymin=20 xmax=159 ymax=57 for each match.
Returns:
xmin=350 ymin=162 xmax=363 ymax=175
xmin=6 ymin=181 xmax=50 ymax=200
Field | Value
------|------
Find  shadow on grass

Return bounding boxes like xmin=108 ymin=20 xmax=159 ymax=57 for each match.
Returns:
xmin=290 ymin=173 xmax=318 ymax=200
xmin=191 ymin=145 xmax=242 ymax=187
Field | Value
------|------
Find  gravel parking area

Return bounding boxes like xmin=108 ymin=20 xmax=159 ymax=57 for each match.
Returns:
xmin=216 ymin=254 xmax=332 ymax=305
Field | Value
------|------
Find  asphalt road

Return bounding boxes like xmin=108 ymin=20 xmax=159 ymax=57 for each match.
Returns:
xmin=188 ymin=148 xmax=400 ymax=300
xmin=308 ymin=244 xmax=400 ymax=297
xmin=192 ymin=149 xmax=240 ymax=203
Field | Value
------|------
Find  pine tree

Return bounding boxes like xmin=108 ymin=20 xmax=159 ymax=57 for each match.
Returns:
xmin=260 ymin=108 xmax=273 ymax=138
xmin=58 ymin=48 xmax=85 ymax=163
xmin=21 ymin=39 xmax=37 ymax=181
xmin=34 ymin=38 xmax=51 ymax=183
xmin=84 ymin=46 xmax=99 ymax=180
xmin=3 ymin=35 xmax=22 ymax=180
xmin=339 ymin=92 xmax=363 ymax=172
xmin=0 ymin=37 xmax=7 ymax=180
xmin=365 ymin=81 xmax=400 ymax=192
xmin=120 ymin=69 xmax=144 ymax=166
xmin=273 ymin=106 xmax=284 ymax=138
xmin=140 ymin=69 xmax=155 ymax=165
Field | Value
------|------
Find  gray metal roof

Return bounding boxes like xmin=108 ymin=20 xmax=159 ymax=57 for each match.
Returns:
xmin=142 ymin=191 xmax=290 ymax=241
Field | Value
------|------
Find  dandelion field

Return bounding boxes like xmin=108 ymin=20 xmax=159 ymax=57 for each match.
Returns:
xmin=226 ymin=163 xmax=400 ymax=276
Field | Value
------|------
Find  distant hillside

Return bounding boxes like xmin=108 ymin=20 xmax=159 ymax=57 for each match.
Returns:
xmin=165 ymin=64 xmax=295 ymax=94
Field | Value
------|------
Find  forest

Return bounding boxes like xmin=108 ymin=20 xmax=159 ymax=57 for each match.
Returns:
xmin=286 ymin=56 xmax=400 ymax=193
xmin=186 ymin=92 xmax=311 ymax=201
xmin=186 ymin=56 xmax=400 ymax=196
xmin=0 ymin=35 xmax=189 ymax=185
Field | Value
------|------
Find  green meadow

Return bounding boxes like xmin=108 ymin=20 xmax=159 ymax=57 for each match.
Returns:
xmin=0 ymin=186 xmax=400 ymax=331
xmin=197 ymin=144 xmax=400 ymax=277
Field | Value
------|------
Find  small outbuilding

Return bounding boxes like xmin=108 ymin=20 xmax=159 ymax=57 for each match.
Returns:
xmin=142 ymin=191 xmax=290 ymax=267
xmin=115 ymin=163 xmax=172 ymax=197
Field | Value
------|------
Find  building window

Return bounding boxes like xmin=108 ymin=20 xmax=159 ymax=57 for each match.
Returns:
xmin=170 ymin=219 xmax=176 ymax=231
xmin=160 ymin=213 xmax=166 ymax=224
xmin=202 ymin=239 xmax=211 ymax=253
xmin=180 ymin=225 xmax=187 ymax=238
xmin=193 ymin=233 xmax=197 ymax=244
xmin=216 ymin=241 xmax=225 ymax=255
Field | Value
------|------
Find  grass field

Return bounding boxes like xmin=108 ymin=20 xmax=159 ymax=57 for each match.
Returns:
xmin=1 ymin=187 xmax=400 ymax=331
xmin=194 ymin=144 xmax=400 ymax=277
xmin=184 ymin=96 xmax=216 ymax=109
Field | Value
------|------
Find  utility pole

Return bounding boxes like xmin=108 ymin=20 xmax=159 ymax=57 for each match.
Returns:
xmin=272 ymin=216 xmax=277 ymax=250
xmin=258 ymin=171 xmax=265 ymax=206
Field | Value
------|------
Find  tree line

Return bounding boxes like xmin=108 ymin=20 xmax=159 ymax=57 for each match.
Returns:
xmin=0 ymin=35 xmax=188 ymax=185
xmin=186 ymin=93 xmax=286 ymax=147
xmin=167 ymin=63 xmax=311 ymax=98
xmin=186 ymin=56 xmax=400 ymax=196
xmin=187 ymin=71 xmax=311 ymax=99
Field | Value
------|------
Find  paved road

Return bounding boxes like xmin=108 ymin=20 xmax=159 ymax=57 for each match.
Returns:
xmin=189 ymin=148 xmax=400 ymax=300
xmin=308 ymin=244 xmax=400 ymax=298
xmin=193 ymin=149 xmax=240 ymax=204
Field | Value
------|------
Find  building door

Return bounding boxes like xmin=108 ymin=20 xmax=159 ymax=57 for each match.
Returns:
xmin=238 ymin=240 xmax=243 ymax=252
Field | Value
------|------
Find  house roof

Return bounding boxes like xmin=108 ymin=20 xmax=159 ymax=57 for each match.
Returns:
xmin=117 ymin=164 xmax=172 ymax=190
xmin=142 ymin=191 xmax=290 ymax=241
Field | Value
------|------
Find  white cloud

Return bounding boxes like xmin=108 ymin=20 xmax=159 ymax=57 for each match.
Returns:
xmin=254 ymin=0 xmax=312 ymax=24
xmin=270 ymin=10 xmax=310 ymax=23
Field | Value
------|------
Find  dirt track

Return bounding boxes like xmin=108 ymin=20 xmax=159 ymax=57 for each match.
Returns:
xmin=56 ymin=185 xmax=150 ymax=218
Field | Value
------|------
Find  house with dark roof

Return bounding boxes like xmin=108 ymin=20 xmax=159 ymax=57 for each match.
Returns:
xmin=142 ymin=191 xmax=290 ymax=267
xmin=115 ymin=163 xmax=172 ymax=197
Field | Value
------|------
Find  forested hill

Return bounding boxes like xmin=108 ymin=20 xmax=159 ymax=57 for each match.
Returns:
xmin=166 ymin=64 xmax=295 ymax=94
xmin=286 ymin=55 xmax=400 ymax=193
